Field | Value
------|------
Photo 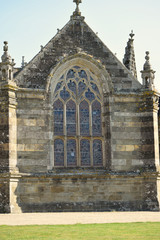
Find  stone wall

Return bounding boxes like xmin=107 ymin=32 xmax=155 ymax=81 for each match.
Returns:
xmin=110 ymin=93 xmax=157 ymax=172
xmin=0 ymin=89 xmax=9 ymax=172
xmin=17 ymin=89 xmax=50 ymax=173
xmin=0 ymin=175 xmax=9 ymax=213
xmin=12 ymin=172 xmax=159 ymax=212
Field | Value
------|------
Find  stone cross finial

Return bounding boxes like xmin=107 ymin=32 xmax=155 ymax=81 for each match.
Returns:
xmin=73 ymin=0 xmax=82 ymax=15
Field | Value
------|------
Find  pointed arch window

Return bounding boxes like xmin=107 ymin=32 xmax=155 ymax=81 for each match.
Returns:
xmin=53 ymin=66 xmax=104 ymax=167
xmin=93 ymin=140 xmax=103 ymax=166
xmin=54 ymin=139 xmax=64 ymax=166
xmin=66 ymin=100 xmax=76 ymax=136
xmin=67 ymin=139 xmax=77 ymax=166
xmin=80 ymin=100 xmax=90 ymax=136
xmin=92 ymin=100 xmax=102 ymax=136
xmin=81 ymin=139 xmax=90 ymax=166
xmin=53 ymin=99 xmax=64 ymax=135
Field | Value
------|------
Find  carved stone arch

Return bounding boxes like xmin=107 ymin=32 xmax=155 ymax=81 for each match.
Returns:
xmin=45 ymin=53 xmax=113 ymax=102
xmin=48 ymin=53 xmax=111 ymax=170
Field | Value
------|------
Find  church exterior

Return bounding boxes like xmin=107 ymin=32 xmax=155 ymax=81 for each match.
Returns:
xmin=0 ymin=1 xmax=160 ymax=213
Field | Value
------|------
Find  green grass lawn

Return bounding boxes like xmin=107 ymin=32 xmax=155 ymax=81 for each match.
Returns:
xmin=0 ymin=223 xmax=160 ymax=240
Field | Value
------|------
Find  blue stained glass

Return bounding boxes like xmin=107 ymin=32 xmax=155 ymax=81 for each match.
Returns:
xmin=81 ymin=140 xmax=90 ymax=166
xmin=55 ymin=81 xmax=63 ymax=93
xmin=90 ymin=76 xmax=94 ymax=81
xmin=85 ymin=89 xmax=95 ymax=102
xmin=67 ymin=69 xmax=75 ymax=79
xmin=78 ymin=81 xmax=86 ymax=96
xmin=92 ymin=100 xmax=102 ymax=136
xmin=91 ymin=82 xmax=100 ymax=95
xmin=54 ymin=139 xmax=64 ymax=166
xmin=60 ymin=75 xmax=64 ymax=79
xmin=93 ymin=140 xmax=103 ymax=166
xmin=67 ymin=139 xmax=77 ymax=166
xmin=80 ymin=100 xmax=90 ymax=136
xmin=66 ymin=100 xmax=76 ymax=136
xmin=53 ymin=99 xmax=64 ymax=135
xmin=68 ymin=80 xmax=76 ymax=95
xmin=78 ymin=70 xmax=88 ymax=80
xmin=60 ymin=87 xmax=70 ymax=101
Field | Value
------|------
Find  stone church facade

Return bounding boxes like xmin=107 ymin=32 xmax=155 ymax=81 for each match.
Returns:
xmin=0 ymin=1 xmax=160 ymax=213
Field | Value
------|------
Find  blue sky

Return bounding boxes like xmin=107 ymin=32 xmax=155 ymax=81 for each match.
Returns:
xmin=0 ymin=0 xmax=160 ymax=90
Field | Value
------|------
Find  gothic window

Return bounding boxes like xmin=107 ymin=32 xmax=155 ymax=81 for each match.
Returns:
xmin=80 ymin=140 xmax=90 ymax=166
xmin=53 ymin=66 xmax=104 ymax=167
xmin=67 ymin=139 xmax=77 ymax=166
xmin=80 ymin=100 xmax=90 ymax=136
xmin=54 ymin=139 xmax=64 ymax=166
xmin=78 ymin=81 xmax=86 ymax=96
xmin=92 ymin=100 xmax=102 ymax=136
xmin=91 ymin=82 xmax=100 ymax=95
xmin=85 ymin=89 xmax=95 ymax=102
xmin=53 ymin=99 xmax=64 ymax=135
xmin=68 ymin=80 xmax=76 ymax=95
xmin=67 ymin=69 xmax=75 ymax=79
xmin=60 ymin=87 xmax=70 ymax=101
xmin=93 ymin=140 xmax=103 ymax=166
xmin=78 ymin=70 xmax=88 ymax=80
xmin=66 ymin=100 xmax=76 ymax=136
xmin=55 ymin=81 xmax=63 ymax=93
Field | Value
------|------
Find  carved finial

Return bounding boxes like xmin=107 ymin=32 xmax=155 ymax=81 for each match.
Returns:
xmin=145 ymin=51 xmax=150 ymax=61
xmin=129 ymin=30 xmax=135 ymax=39
xmin=141 ymin=51 xmax=155 ymax=90
xmin=144 ymin=51 xmax=151 ymax=71
xmin=73 ymin=0 xmax=82 ymax=16
xmin=21 ymin=56 xmax=25 ymax=68
xmin=1 ymin=41 xmax=13 ymax=64
xmin=123 ymin=31 xmax=137 ymax=79
xmin=3 ymin=41 xmax=8 ymax=53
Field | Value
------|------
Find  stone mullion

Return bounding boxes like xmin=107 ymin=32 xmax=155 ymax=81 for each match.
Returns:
xmin=89 ymin=104 xmax=93 ymax=166
xmin=77 ymin=103 xmax=80 ymax=167
xmin=64 ymin=103 xmax=67 ymax=167
xmin=48 ymin=106 xmax=54 ymax=169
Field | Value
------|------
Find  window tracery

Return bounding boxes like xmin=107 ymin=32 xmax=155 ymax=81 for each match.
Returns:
xmin=53 ymin=65 xmax=104 ymax=167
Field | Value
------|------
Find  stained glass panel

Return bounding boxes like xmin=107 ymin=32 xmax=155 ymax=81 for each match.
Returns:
xmin=53 ymin=99 xmax=64 ymax=135
xmin=66 ymin=100 xmax=76 ymax=136
xmin=67 ymin=69 xmax=75 ymax=79
xmin=60 ymin=87 xmax=70 ymax=101
xmin=92 ymin=100 xmax=102 ymax=136
xmin=67 ymin=139 xmax=77 ymax=166
xmin=91 ymin=82 xmax=100 ymax=95
xmin=85 ymin=88 xmax=95 ymax=102
xmin=78 ymin=81 xmax=86 ymax=96
xmin=78 ymin=70 xmax=88 ymax=80
xmin=73 ymin=66 xmax=81 ymax=69
xmin=80 ymin=100 xmax=90 ymax=136
xmin=93 ymin=140 xmax=103 ymax=166
xmin=80 ymin=139 xmax=90 ymax=166
xmin=68 ymin=80 xmax=76 ymax=95
xmin=55 ymin=81 xmax=63 ymax=93
xmin=54 ymin=139 xmax=64 ymax=166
